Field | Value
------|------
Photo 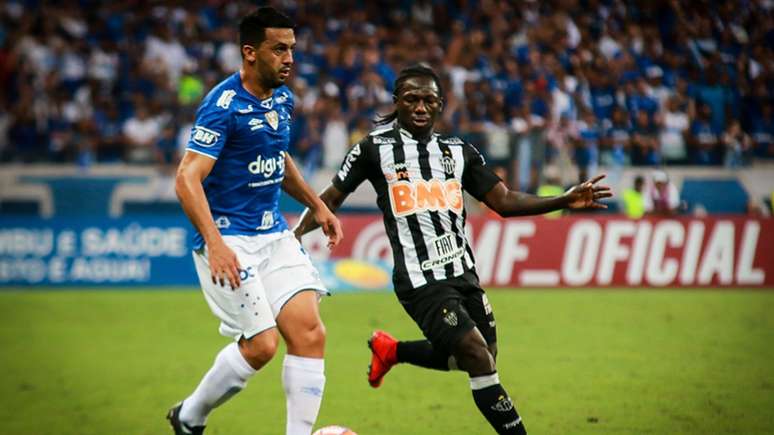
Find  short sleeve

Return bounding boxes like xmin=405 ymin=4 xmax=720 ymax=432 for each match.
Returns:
xmin=331 ymin=140 xmax=369 ymax=194
xmin=461 ymin=142 xmax=501 ymax=201
xmin=186 ymin=96 xmax=232 ymax=159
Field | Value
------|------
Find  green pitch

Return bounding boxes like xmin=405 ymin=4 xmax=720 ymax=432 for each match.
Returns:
xmin=0 ymin=289 xmax=772 ymax=435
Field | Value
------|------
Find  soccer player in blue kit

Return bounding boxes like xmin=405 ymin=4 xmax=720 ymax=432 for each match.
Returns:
xmin=167 ymin=8 xmax=342 ymax=435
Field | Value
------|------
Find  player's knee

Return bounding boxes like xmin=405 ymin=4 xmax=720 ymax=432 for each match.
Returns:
xmin=287 ymin=320 xmax=326 ymax=354
xmin=240 ymin=331 xmax=279 ymax=368
xmin=455 ymin=340 xmax=495 ymax=376
xmin=488 ymin=343 xmax=498 ymax=361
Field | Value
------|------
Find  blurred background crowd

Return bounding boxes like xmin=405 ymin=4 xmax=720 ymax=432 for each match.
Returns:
xmin=1 ymin=0 xmax=772 ymax=194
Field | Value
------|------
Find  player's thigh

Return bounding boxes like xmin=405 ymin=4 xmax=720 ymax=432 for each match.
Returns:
xmin=398 ymin=283 xmax=477 ymax=355
xmin=192 ymin=244 xmax=276 ymax=340
xmin=462 ymin=287 xmax=497 ymax=347
xmin=259 ymin=232 xmax=328 ymax=317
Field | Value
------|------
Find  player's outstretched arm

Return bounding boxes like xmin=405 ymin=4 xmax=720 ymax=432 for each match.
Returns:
xmin=175 ymin=151 xmax=242 ymax=289
xmin=293 ymin=184 xmax=349 ymax=241
xmin=483 ymin=174 xmax=613 ymax=217
xmin=282 ymin=154 xmax=343 ymax=248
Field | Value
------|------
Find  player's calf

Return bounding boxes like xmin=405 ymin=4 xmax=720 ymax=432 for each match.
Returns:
xmin=453 ymin=330 xmax=527 ymax=434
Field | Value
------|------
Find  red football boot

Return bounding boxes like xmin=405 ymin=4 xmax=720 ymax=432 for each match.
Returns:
xmin=367 ymin=330 xmax=398 ymax=388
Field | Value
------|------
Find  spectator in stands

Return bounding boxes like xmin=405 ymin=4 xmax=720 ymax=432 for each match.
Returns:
xmin=695 ymin=69 xmax=728 ymax=134
xmin=631 ymin=109 xmax=661 ymax=166
xmin=546 ymin=114 xmax=576 ymax=186
xmin=622 ymin=175 xmax=646 ymax=219
xmin=646 ymin=66 xmax=672 ymax=111
xmin=602 ymin=106 xmax=632 ymax=170
xmin=122 ymin=102 xmax=161 ymax=164
xmin=574 ymin=110 xmax=600 ymax=183
xmin=321 ymin=96 xmax=349 ymax=170
xmin=626 ymin=78 xmax=659 ymax=123
xmin=645 ymin=170 xmax=681 ymax=216
xmin=154 ymin=124 xmax=179 ymax=175
xmin=750 ymin=102 xmax=773 ymax=159
xmin=483 ymin=109 xmax=512 ymax=171
xmin=7 ymin=105 xmax=42 ymax=162
xmin=722 ymin=119 xmax=752 ymax=168
xmin=659 ymin=96 xmax=690 ymax=164
xmin=72 ymin=118 xmax=96 ymax=169
xmin=689 ymin=103 xmax=721 ymax=165
xmin=0 ymin=0 xmax=772 ymax=175
xmin=93 ymin=101 xmax=125 ymax=162
xmin=512 ymin=101 xmax=546 ymax=192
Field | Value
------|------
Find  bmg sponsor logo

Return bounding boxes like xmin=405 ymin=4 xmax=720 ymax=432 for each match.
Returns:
xmin=388 ymin=179 xmax=463 ymax=217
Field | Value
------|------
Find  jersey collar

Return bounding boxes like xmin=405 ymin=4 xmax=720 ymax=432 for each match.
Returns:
xmin=396 ymin=122 xmax=436 ymax=144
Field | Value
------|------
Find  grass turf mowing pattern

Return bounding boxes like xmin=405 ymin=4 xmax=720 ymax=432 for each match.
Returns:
xmin=0 ymin=289 xmax=772 ymax=435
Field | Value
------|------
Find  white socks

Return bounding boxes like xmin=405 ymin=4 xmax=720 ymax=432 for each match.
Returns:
xmin=178 ymin=346 xmax=325 ymax=435
xmin=180 ymin=342 xmax=256 ymax=426
xmin=282 ymin=354 xmax=326 ymax=435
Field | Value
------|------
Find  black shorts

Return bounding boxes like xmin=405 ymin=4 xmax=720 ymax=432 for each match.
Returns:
xmin=396 ymin=274 xmax=496 ymax=354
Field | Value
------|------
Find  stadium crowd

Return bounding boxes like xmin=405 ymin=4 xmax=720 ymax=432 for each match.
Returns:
xmin=0 ymin=0 xmax=772 ymax=192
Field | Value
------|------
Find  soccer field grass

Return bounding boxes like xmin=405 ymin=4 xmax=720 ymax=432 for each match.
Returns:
xmin=0 ymin=289 xmax=772 ymax=435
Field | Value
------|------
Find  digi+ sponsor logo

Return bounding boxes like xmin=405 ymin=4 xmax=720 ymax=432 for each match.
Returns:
xmin=248 ymin=151 xmax=286 ymax=178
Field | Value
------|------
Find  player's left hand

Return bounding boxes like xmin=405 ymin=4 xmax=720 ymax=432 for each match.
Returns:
xmin=564 ymin=174 xmax=613 ymax=210
xmin=313 ymin=206 xmax=343 ymax=249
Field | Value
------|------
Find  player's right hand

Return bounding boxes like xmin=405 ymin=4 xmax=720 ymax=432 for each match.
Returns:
xmin=313 ymin=206 xmax=343 ymax=249
xmin=207 ymin=240 xmax=242 ymax=289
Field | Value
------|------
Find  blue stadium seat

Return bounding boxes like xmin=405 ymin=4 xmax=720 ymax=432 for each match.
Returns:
xmin=680 ymin=178 xmax=749 ymax=214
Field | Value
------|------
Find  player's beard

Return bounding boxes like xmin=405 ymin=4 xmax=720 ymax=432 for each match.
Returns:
xmin=256 ymin=59 xmax=285 ymax=89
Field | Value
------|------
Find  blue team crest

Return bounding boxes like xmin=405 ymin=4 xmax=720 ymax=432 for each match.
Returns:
xmin=265 ymin=110 xmax=279 ymax=130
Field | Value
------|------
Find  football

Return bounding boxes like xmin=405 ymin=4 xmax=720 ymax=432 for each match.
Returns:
xmin=312 ymin=425 xmax=358 ymax=435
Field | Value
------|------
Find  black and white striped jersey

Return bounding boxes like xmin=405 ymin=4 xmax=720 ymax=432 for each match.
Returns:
xmin=331 ymin=124 xmax=501 ymax=292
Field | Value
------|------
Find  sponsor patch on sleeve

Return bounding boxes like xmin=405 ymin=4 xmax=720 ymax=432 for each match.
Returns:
xmin=190 ymin=126 xmax=221 ymax=147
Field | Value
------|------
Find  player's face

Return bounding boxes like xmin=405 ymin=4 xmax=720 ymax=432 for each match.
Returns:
xmin=244 ymin=28 xmax=295 ymax=89
xmin=395 ymin=76 xmax=443 ymax=137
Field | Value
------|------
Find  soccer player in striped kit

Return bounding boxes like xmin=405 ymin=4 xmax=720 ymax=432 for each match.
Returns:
xmin=294 ymin=64 xmax=611 ymax=434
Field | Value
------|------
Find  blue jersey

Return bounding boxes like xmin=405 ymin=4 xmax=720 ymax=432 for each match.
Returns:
xmin=186 ymin=72 xmax=294 ymax=249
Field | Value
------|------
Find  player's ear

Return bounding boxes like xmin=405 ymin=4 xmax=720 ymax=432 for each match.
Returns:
xmin=392 ymin=94 xmax=398 ymax=104
xmin=241 ymin=44 xmax=257 ymax=62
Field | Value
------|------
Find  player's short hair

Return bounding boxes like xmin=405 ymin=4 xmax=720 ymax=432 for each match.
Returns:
xmin=239 ymin=7 xmax=295 ymax=48
xmin=375 ymin=64 xmax=444 ymax=126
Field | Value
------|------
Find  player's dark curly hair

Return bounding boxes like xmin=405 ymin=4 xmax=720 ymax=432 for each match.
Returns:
xmin=239 ymin=7 xmax=295 ymax=49
xmin=374 ymin=64 xmax=444 ymax=126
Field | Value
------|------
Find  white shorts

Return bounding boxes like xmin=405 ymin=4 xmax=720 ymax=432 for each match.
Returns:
xmin=192 ymin=230 xmax=327 ymax=340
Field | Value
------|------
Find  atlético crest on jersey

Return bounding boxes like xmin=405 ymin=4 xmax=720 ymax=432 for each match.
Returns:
xmin=439 ymin=155 xmax=456 ymax=175
xmin=265 ymin=110 xmax=279 ymax=130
